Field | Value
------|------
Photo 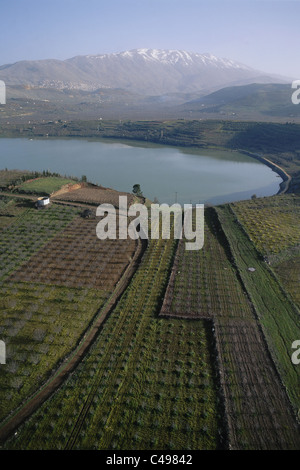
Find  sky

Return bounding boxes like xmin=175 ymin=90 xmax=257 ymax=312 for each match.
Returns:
xmin=0 ymin=0 xmax=299 ymax=78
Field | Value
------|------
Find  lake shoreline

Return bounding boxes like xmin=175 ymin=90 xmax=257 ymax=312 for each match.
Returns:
xmin=238 ymin=150 xmax=291 ymax=194
xmin=0 ymin=136 xmax=282 ymax=205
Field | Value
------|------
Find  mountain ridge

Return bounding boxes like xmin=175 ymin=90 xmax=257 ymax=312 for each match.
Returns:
xmin=0 ymin=48 xmax=289 ymax=96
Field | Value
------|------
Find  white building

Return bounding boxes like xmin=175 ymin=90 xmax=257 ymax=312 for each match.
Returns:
xmin=36 ymin=197 xmax=50 ymax=208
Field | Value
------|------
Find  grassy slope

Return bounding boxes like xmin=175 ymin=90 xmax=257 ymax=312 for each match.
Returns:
xmin=16 ymin=177 xmax=76 ymax=196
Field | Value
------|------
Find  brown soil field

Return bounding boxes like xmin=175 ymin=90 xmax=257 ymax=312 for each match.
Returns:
xmin=215 ymin=317 xmax=300 ymax=449
xmin=51 ymin=184 xmax=135 ymax=208
xmin=9 ymin=213 xmax=137 ymax=291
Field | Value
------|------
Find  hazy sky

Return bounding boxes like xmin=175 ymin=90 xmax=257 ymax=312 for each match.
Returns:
xmin=0 ymin=0 xmax=299 ymax=78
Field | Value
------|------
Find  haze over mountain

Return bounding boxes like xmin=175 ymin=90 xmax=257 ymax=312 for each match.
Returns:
xmin=0 ymin=48 xmax=289 ymax=96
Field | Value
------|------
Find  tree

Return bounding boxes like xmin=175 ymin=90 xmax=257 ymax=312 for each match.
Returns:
xmin=132 ymin=184 xmax=143 ymax=197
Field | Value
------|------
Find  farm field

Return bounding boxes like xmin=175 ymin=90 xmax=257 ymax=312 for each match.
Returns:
xmin=0 ymin=201 xmax=80 ymax=279
xmin=0 ymin=176 xmax=299 ymax=450
xmin=16 ymin=176 xmax=76 ymax=196
xmin=216 ymin=203 xmax=300 ymax=414
xmin=0 ymin=280 xmax=109 ymax=423
xmin=160 ymin=205 xmax=300 ymax=449
xmin=273 ymin=255 xmax=300 ymax=310
xmin=160 ymin=208 xmax=248 ymax=320
xmin=52 ymin=184 xmax=135 ymax=208
xmin=230 ymin=194 xmax=300 ymax=263
xmin=0 ymin=196 xmax=33 ymax=229
xmin=9 ymin=212 xmax=137 ymax=290
xmin=2 ymin=236 xmax=225 ymax=450
xmin=0 ymin=185 xmax=143 ymax=434
xmin=230 ymin=194 xmax=300 ymax=312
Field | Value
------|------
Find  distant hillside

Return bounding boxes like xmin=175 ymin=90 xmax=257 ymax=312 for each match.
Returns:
xmin=179 ymin=83 xmax=300 ymax=119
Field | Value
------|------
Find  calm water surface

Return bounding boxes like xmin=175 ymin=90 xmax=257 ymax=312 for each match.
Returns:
xmin=0 ymin=138 xmax=281 ymax=205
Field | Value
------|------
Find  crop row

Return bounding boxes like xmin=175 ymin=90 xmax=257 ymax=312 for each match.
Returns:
xmin=3 ymin=237 xmax=225 ymax=450
xmin=10 ymin=215 xmax=137 ymax=290
xmin=230 ymin=194 xmax=300 ymax=258
xmin=159 ymin=206 xmax=300 ymax=449
xmin=0 ymin=281 xmax=109 ymax=423
xmin=216 ymin=205 xmax=300 ymax=424
xmin=0 ymin=203 xmax=80 ymax=280
xmin=160 ymin=209 xmax=250 ymax=320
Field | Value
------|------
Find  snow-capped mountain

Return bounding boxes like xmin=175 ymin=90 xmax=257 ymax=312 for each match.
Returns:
xmin=0 ymin=48 xmax=287 ymax=96
xmin=105 ymin=48 xmax=253 ymax=70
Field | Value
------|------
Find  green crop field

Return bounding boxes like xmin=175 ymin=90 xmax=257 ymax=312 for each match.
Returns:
xmin=16 ymin=176 xmax=76 ymax=195
xmin=0 ymin=197 xmax=33 ymax=229
xmin=230 ymin=194 xmax=300 ymax=262
xmin=0 ymin=281 xmax=109 ymax=422
xmin=0 ymin=199 xmax=111 ymax=421
xmin=0 ymin=194 xmax=140 ymax=432
xmin=0 ymin=202 xmax=80 ymax=279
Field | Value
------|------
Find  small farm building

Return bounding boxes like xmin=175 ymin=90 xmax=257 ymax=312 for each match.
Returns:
xmin=36 ymin=197 xmax=50 ymax=208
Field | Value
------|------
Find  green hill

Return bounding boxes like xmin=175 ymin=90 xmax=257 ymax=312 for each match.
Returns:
xmin=180 ymin=83 xmax=300 ymax=119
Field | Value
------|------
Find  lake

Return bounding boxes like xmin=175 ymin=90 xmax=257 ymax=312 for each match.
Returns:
xmin=0 ymin=137 xmax=282 ymax=205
